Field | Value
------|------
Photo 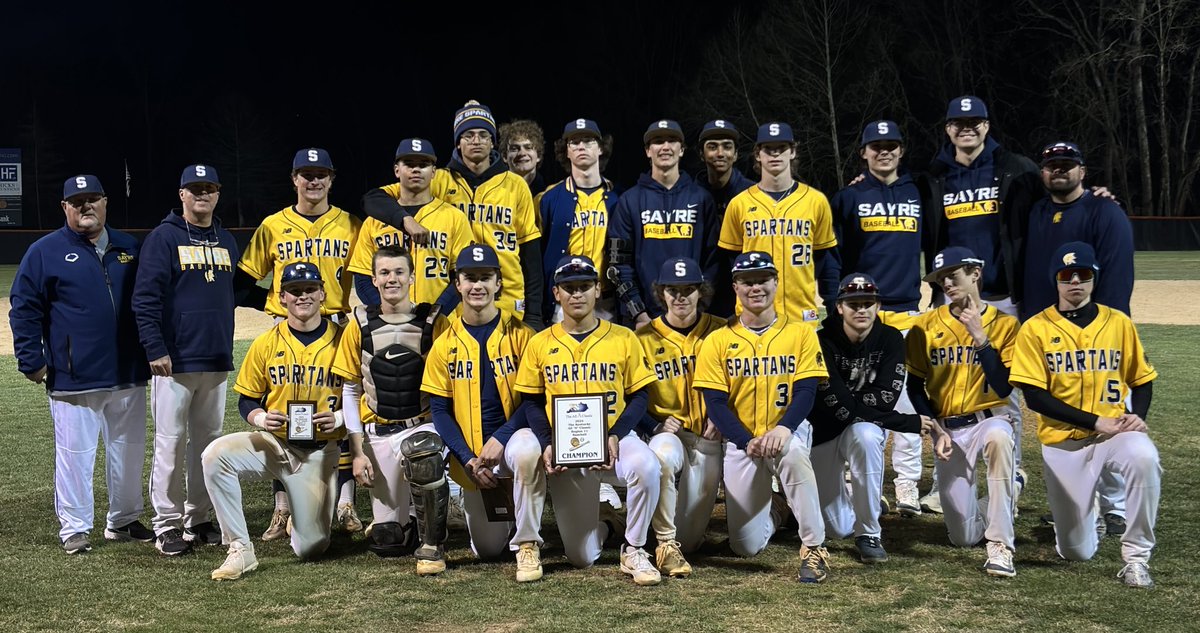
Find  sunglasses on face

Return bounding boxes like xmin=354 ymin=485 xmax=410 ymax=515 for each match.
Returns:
xmin=1056 ymin=268 xmax=1095 ymax=283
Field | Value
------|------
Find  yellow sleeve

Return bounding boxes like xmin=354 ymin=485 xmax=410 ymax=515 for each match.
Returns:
xmin=233 ymin=333 xmax=271 ymax=399
xmin=1008 ymin=321 xmax=1049 ymax=389
xmin=995 ymin=316 xmax=1019 ymax=367
xmin=514 ymin=333 xmax=547 ymax=394
xmin=1123 ymin=320 xmax=1158 ymax=388
xmin=330 ymin=317 xmax=364 ymax=382
xmin=347 ymin=220 xmax=378 ymax=277
xmin=718 ymin=197 xmax=744 ymax=251
xmin=624 ymin=333 xmax=657 ymax=393
xmin=421 ymin=334 xmax=454 ymax=398
xmin=448 ymin=211 xmax=473 ymax=266
xmin=513 ymin=177 xmax=541 ymax=243
xmin=237 ymin=222 xmax=274 ymax=279
xmin=533 ymin=189 xmax=546 ymax=234
xmin=380 ymin=183 xmax=403 ymax=200
xmin=692 ymin=331 xmax=729 ymax=392
xmin=811 ymin=193 xmax=837 ymax=250
xmin=793 ymin=325 xmax=829 ymax=380
xmin=430 ymin=170 xmax=452 ymax=202
xmin=905 ymin=323 xmax=930 ymax=379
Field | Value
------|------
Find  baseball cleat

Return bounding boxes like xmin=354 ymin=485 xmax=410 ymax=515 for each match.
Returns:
xmin=104 ymin=520 xmax=155 ymax=542
xmin=984 ymin=541 xmax=1016 ymax=577
xmin=156 ymin=529 xmax=193 ymax=556
xmin=895 ymin=479 xmax=921 ymax=517
xmin=620 ymin=545 xmax=662 ymax=586
xmin=515 ymin=542 xmax=543 ymax=583
xmin=919 ymin=489 xmax=943 ymax=515
xmin=62 ymin=532 xmax=91 ymax=555
xmin=336 ymin=503 xmax=364 ymax=533
xmin=1040 ymin=513 xmax=1056 ymax=527
xmin=1104 ymin=513 xmax=1127 ymax=537
xmin=183 ymin=522 xmax=222 ymax=546
xmin=261 ymin=509 xmax=290 ymax=541
xmin=1117 ymin=562 xmax=1154 ymax=588
xmin=797 ymin=544 xmax=830 ymax=583
xmin=655 ymin=540 xmax=692 ymax=577
xmin=599 ymin=482 xmax=623 ymax=511
xmin=211 ymin=542 xmax=258 ymax=581
xmin=415 ymin=545 xmax=446 ymax=576
xmin=855 ymin=535 xmax=888 ymax=564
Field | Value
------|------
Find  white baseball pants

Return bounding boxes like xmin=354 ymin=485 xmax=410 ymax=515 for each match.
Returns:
xmin=149 ymin=372 xmax=228 ymax=535
xmin=648 ymin=429 xmax=723 ymax=552
xmin=459 ymin=428 xmax=546 ymax=558
xmin=811 ymin=422 xmax=886 ymax=539
xmin=935 ymin=413 xmax=1015 ymax=550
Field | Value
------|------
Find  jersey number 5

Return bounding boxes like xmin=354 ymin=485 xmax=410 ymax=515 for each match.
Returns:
xmin=1101 ymin=379 xmax=1122 ymax=404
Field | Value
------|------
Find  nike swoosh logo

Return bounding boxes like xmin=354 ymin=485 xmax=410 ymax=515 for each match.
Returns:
xmin=907 ymin=199 xmax=918 ymax=204
xmin=384 ymin=349 xmax=408 ymax=360
xmin=687 ymin=203 xmax=699 ymax=209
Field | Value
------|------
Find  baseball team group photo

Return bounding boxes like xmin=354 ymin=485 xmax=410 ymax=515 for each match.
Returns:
xmin=4 ymin=2 xmax=1200 ymax=631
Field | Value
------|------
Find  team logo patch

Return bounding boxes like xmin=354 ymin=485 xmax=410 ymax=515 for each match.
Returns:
xmin=118 ymin=253 xmax=134 ymax=264
xmin=276 ymin=351 xmax=286 ymax=358
xmin=65 ymin=253 xmax=79 ymax=263
xmin=1053 ymin=211 xmax=1063 ymax=224
xmin=1063 ymin=252 xmax=1078 ymax=266
xmin=729 ymin=343 xmax=739 ymax=350
xmin=815 ymin=351 xmax=824 ymax=366
xmin=1051 ymin=336 xmax=1061 ymax=344
xmin=448 ymin=347 xmax=457 ymax=354
xmin=283 ymin=228 xmax=292 ymax=234
xmin=548 ymin=347 xmax=560 ymax=354
xmin=935 ymin=332 xmax=944 ymax=339
xmin=655 ymin=347 xmax=665 ymax=355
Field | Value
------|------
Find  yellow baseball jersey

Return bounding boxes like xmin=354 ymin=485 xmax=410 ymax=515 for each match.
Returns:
xmin=347 ymin=197 xmax=472 ymax=306
xmin=431 ymin=168 xmax=541 ymax=315
xmin=905 ymin=305 xmax=1019 ymax=418
xmin=1010 ymin=305 xmax=1157 ymax=445
xmin=692 ymin=316 xmax=828 ymax=438
xmin=422 ymin=310 xmax=535 ymax=486
xmin=514 ymin=320 xmax=656 ymax=428
xmin=636 ymin=313 xmax=726 ymax=435
xmin=233 ymin=319 xmax=347 ymax=442
xmin=238 ymin=206 xmax=361 ymax=317
xmin=879 ymin=309 xmax=925 ymax=332
xmin=719 ymin=184 xmax=837 ymax=324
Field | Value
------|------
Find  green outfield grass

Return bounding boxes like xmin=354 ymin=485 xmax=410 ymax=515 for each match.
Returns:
xmin=0 ymin=326 xmax=1196 ymax=632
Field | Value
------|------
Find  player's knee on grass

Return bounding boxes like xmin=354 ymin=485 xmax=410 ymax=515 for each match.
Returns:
xmin=293 ymin=532 xmax=331 ymax=560
xmin=1056 ymin=536 xmax=1099 ymax=562
xmin=729 ymin=532 xmax=770 ymax=558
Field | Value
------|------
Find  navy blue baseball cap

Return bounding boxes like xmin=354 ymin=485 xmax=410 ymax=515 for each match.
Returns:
xmin=563 ymin=118 xmax=602 ymax=141
xmin=453 ymin=101 xmax=497 ymax=142
xmin=1050 ymin=242 xmax=1100 ymax=281
xmin=923 ymin=246 xmax=985 ymax=282
xmin=395 ymin=138 xmax=437 ymax=162
xmin=293 ymin=148 xmax=335 ymax=171
xmin=756 ymin=122 xmax=794 ymax=144
xmin=1040 ymin=141 xmax=1085 ymax=167
xmin=656 ymin=257 xmax=704 ymax=285
xmin=62 ymin=175 xmax=104 ymax=200
xmin=861 ymin=120 xmax=903 ymax=146
xmin=553 ymin=255 xmax=599 ymax=284
xmin=837 ymin=273 xmax=880 ymax=301
xmin=180 ymin=164 xmax=220 ymax=187
xmin=699 ymin=119 xmax=739 ymax=143
xmin=456 ymin=244 xmax=501 ymax=271
xmin=643 ymin=119 xmax=685 ymax=144
xmin=731 ymin=251 xmax=778 ymax=276
xmin=946 ymin=95 xmax=989 ymax=120
xmin=280 ymin=262 xmax=323 ymax=288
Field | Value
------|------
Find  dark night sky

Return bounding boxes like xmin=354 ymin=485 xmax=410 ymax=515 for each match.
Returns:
xmin=3 ymin=1 xmax=757 ymax=229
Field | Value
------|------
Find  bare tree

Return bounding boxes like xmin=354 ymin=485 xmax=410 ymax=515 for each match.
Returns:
xmin=197 ymin=94 xmax=289 ymax=227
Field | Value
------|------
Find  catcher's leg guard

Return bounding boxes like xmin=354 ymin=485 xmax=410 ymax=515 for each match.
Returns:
xmin=401 ymin=431 xmax=449 ymax=560
xmin=365 ymin=521 xmax=419 ymax=558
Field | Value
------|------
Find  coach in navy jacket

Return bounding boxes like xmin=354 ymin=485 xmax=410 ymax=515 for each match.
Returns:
xmin=10 ymin=175 xmax=151 ymax=552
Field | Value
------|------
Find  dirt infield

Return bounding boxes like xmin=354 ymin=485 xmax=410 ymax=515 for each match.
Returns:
xmin=1 ymin=280 xmax=1196 ymax=356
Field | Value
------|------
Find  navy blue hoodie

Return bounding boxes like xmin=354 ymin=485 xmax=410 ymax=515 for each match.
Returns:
xmin=132 ymin=210 xmax=239 ymax=372
xmin=830 ymin=170 xmax=924 ymax=311
xmin=609 ymin=171 xmax=720 ymax=319
xmin=10 ymin=225 xmax=149 ymax=392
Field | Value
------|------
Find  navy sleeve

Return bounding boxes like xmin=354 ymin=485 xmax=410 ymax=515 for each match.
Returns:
xmin=130 ymin=230 xmax=174 ymax=361
xmin=609 ymin=388 xmax=648 ymax=438
xmin=431 ymin=395 xmax=476 ymax=467
xmin=1091 ymin=200 xmax=1135 ymax=316
xmin=238 ymin=393 xmax=265 ymax=422
xmin=814 ymin=249 xmax=840 ymax=311
xmin=609 ymin=196 xmax=645 ymax=318
xmin=701 ymin=388 xmax=753 ymax=449
xmin=699 ymin=194 xmax=722 ymax=287
xmin=635 ymin=413 xmax=660 ymax=436
xmin=906 ymin=375 xmax=937 ymax=418
xmin=519 ymin=241 xmax=544 ymax=329
xmin=362 ymin=187 xmax=414 ymax=229
xmin=1130 ymin=381 xmax=1152 ymax=419
xmin=435 ymin=281 xmax=461 ymax=315
xmin=976 ymin=345 xmax=1013 ymax=397
xmin=1023 ymin=385 xmax=1097 ymax=430
xmin=354 ymin=273 xmax=380 ymax=307
xmin=9 ymin=248 xmax=49 ymax=375
xmin=489 ymin=400 xmax=529 ymax=446
xmin=524 ymin=394 xmax=552 ymax=448
xmin=233 ymin=268 xmax=269 ymax=311
xmin=778 ymin=378 xmax=818 ymax=432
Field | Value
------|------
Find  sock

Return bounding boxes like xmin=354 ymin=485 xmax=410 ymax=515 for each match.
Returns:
xmin=339 ymin=479 xmax=355 ymax=505
xmin=274 ymin=490 xmax=290 ymax=512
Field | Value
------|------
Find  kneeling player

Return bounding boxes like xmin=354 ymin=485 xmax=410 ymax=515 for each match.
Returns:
xmin=636 ymin=257 xmax=727 ymax=577
xmin=202 ymin=263 xmax=346 ymax=580
xmin=809 ymin=274 xmax=944 ymax=564
xmin=515 ymin=255 xmax=663 ymax=586
xmin=331 ymin=245 xmax=449 ymax=576
xmin=694 ymin=252 xmax=831 ymax=583
xmin=1010 ymin=242 xmax=1159 ymax=588
xmin=906 ymin=247 xmax=1020 ymax=577
xmin=422 ymin=245 xmax=547 ymax=582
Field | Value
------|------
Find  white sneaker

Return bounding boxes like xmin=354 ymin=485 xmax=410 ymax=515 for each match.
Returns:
xmin=211 ymin=542 xmax=259 ymax=581
xmin=599 ymin=483 xmax=623 ymax=510
xmin=984 ymin=541 xmax=1015 ymax=578
xmin=447 ymin=494 xmax=467 ymax=531
xmin=620 ymin=545 xmax=662 ymax=586
xmin=920 ymin=483 xmax=943 ymax=515
xmin=336 ymin=502 xmax=364 ymax=533
xmin=515 ymin=542 xmax=543 ymax=583
xmin=895 ymin=479 xmax=921 ymax=517
xmin=1117 ymin=562 xmax=1154 ymax=588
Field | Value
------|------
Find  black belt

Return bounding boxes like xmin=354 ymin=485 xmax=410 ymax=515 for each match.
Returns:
xmin=371 ymin=415 xmax=427 ymax=436
xmin=942 ymin=408 xmax=996 ymax=430
xmin=286 ymin=439 xmax=329 ymax=451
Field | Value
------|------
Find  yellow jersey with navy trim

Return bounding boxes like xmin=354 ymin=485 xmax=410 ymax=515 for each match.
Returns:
xmin=905 ymin=304 xmax=1018 ymax=418
xmin=636 ymin=313 xmax=726 ymax=435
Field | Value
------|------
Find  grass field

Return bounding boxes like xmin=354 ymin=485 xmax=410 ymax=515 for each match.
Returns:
xmin=0 ymin=262 xmax=1197 ymax=632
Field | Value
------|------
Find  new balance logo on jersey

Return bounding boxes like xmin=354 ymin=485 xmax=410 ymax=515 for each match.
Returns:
xmin=283 ymin=228 xmax=292 ymax=234
xmin=655 ymin=347 xmax=666 ymax=355
xmin=1051 ymin=337 xmax=1061 ymax=344
xmin=548 ymin=347 xmax=560 ymax=355
xmin=729 ymin=343 xmax=740 ymax=350
xmin=276 ymin=351 xmax=286 ymax=358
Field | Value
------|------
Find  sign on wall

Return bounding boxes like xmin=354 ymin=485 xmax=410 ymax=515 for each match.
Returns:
xmin=0 ymin=149 xmax=22 ymax=227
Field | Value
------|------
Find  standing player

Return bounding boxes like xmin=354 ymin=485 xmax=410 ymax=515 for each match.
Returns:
xmin=133 ymin=164 xmax=239 ymax=556
xmin=539 ymin=119 xmax=618 ymax=323
xmin=609 ymin=119 xmax=720 ymax=328
xmin=1010 ymin=242 xmax=1160 ymax=588
xmin=694 ymin=252 xmax=832 ymax=583
xmin=636 ymin=257 xmax=726 ymax=577
xmin=333 ymin=245 xmax=451 ymax=575
xmin=905 ymin=247 xmax=1021 ymax=577
xmin=352 ymin=139 xmax=471 ymax=309
xmin=829 ymin=120 xmax=926 ymax=517
xmin=696 ymin=119 xmax=754 ymax=221
xmin=201 ymin=262 xmax=346 ymax=580
xmin=500 ymin=119 xmax=549 ymax=196
xmin=719 ymin=123 xmax=838 ymax=326
xmin=808 ymin=273 xmax=944 ymax=564
xmin=237 ymin=148 xmax=363 ymax=538
xmin=514 ymin=255 xmax=663 ymax=586
xmin=422 ymin=244 xmax=547 ymax=582
xmin=10 ymin=175 xmax=152 ymax=554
